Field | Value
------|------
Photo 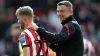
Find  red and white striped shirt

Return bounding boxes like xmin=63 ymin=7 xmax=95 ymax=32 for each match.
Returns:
xmin=19 ymin=28 xmax=48 ymax=56
xmin=83 ymin=38 xmax=95 ymax=56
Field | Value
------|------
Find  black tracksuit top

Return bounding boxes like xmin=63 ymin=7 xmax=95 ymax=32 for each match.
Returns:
xmin=36 ymin=15 xmax=84 ymax=56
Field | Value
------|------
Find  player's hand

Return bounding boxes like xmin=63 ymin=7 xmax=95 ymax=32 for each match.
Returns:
xmin=31 ymin=22 xmax=39 ymax=31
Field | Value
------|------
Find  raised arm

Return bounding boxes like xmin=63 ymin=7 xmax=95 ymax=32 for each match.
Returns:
xmin=36 ymin=23 xmax=76 ymax=44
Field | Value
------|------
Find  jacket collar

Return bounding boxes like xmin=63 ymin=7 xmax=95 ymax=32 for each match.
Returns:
xmin=61 ymin=15 xmax=74 ymax=25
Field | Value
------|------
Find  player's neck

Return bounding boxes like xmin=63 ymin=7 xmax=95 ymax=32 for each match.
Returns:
xmin=25 ymin=21 xmax=33 ymax=29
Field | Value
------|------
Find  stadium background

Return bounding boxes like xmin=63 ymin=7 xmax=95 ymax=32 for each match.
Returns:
xmin=0 ymin=0 xmax=100 ymax=56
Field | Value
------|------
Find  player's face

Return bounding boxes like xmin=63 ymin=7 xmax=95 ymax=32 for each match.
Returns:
xmin=57 ymin=5 xmax=72 ymax=21
xmin=17 ymin=15 xmax=25 ymax=29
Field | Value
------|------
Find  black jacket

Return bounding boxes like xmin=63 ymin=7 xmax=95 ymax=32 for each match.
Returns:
xmin=36 ymin=15 xmax=84 ymax=56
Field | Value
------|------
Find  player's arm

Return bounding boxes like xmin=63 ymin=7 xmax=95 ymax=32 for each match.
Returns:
xmin=19 ymin=32 xmax=30 ymax=56
xmin=36 ymin=23 xmax=76 ymax=44
xmin=23 ymin=47 xmax=30 ymax=56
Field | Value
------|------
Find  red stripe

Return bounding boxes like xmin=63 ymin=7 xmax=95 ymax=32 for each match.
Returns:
xmin=28 ymin=28 xmax=39 ymax=55
xmin=24 ymin=32 xmax=33 ymax=56
xmin=30 ymin=41 xmax=33 ymax=56
xmin=24 ymin=32 xmax=30 ymax=45
xmin=64 ymin=24 xmax=70 ymax=39
xmin=41 ymin=38 xmax=46 ymax=56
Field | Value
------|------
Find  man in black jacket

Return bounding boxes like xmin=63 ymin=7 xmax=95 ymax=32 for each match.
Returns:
xmin=31 ymin=1 xmax=84 ymax=56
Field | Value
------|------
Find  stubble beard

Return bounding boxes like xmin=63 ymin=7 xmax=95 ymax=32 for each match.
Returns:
xmin=20 ymin=22 xmax=25 ymax=30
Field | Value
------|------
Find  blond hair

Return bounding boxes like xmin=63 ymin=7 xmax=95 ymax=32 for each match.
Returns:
xmin=16 ymin=6 xmax=34 ymax=17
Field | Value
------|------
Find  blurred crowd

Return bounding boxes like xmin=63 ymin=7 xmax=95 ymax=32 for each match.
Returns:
xmin=0 ymin=0 xmax=100 ymax=56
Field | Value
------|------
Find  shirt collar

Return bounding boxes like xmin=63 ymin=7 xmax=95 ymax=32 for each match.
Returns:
xmin=61 ymin=15 xmax=74 ymax=25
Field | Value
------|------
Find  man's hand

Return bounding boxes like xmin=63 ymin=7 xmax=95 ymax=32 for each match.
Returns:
xmin=31 ymin=22 xmax=39 ymax=31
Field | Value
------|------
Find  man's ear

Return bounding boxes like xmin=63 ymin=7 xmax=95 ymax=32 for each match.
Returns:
xmin=69 ymin=9 xmax=73 ymax=14
xmin=23 ymin=18 xmax=28 ymax=24
xmin=23 ymin=18 xmax=27 ymax=21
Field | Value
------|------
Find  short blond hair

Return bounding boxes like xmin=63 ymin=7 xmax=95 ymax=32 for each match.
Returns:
xmin=16 ymin=6 xmax=34 ymax=17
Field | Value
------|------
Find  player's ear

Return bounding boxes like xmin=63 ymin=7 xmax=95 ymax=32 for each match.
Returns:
xmin=23 ymin=17 xmax=27 ymax=22
xmin=69 ymin=9 xmax=73 ymax=15
xmin=23 ymin=18 xmax=26 ymax=21
xmin=23 ymin=18 xmax=28 ymax=25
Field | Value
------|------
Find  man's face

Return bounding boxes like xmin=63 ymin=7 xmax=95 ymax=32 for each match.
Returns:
xmin=17 ymin=15 xmax=26 ymax=29
xmin=57 ymin=5 xmax=72 ymax=21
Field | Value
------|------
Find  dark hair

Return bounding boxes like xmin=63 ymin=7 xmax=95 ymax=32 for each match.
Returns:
xmin=57 ymin=1 xmax=73 ymax=9
xmin=33 ymin=15 xmax=40 ymax=26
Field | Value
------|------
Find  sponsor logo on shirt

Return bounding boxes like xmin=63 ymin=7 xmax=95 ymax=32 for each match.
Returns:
xmin=19 ymin=34 xmax=25 ymax=43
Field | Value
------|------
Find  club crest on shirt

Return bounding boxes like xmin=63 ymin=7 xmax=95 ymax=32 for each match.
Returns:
xmin=19 ymin=34 xmax=25 ymax=43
